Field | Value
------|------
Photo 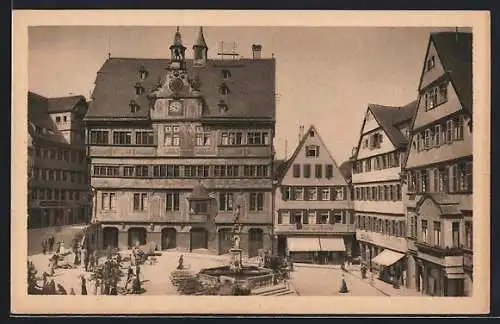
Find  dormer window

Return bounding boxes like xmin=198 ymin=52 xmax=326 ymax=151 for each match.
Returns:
xmin=219 ymin=83 xmax=230 ymax=96
xmin=130 ymin=100 xmax=140 ymax=113
xmin=427 ymin=56 xmax=435 ymax=71
xmin=309 ymin=130 xmax=315 ymax=137
xmin=218 ymin=100 xmax=229 ymax=114
xmin=135 ymin=82 xmax=145 ymax=95
xmin=221 ymin=70 xmax=231 ymax=79
xmin=139 ymin=66 xmax=148 ymax=80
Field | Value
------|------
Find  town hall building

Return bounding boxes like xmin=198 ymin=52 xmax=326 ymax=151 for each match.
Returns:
xmin=84 ymin=27 xmax=276 ymax=257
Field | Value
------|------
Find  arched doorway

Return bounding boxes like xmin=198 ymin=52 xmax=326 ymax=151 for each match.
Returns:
xmin=218 ymin=228 xmax=232 ymax=255
xmin=128 ymin=227 xmax=147 ymax=248
xmin=190 ymin=227 xmax=208 ymax=251
xmin=161 ymin=228 xmax=177 ymax=250
xmin=248 ymin=228 xmax=264 ymax=258
xmin=102 ymin=227 xmax=118 ymax=249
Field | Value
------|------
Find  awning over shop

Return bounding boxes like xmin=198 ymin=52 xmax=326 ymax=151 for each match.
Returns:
xmin=371 ymin=249 xmax=404 ymax=266
xmin=287 ymin=237 xmax=321 ymax=252
xmin=319 ymin=237 xmax=346 ymax=252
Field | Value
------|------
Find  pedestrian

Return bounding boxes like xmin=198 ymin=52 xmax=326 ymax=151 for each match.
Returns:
xmin=55 ymin=241 xmax=61 ymax=255
xmin=48 ymin=235 xmax=54 ymax=253
xmin=136 ymin=264 xmax=141 ymax=281
xmin=80 ymin=275 xmax=87 ymax=295
xmin=41 ymin=239 xmax=47 ymax=255
xmin=69 ymin=288 xmax=76 ymax=295
xmin=176 ymin=254 xmax=184 ymax=270
xmin=83 ymin=248 xmax=89 ymax=271
xmin=93 ymin=250 xmax=99 ymax=267
xmin=125 ymin=264 xmax=134 ymax=290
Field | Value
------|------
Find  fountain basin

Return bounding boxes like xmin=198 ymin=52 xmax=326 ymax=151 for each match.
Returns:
xmin=198 ymin=265 xmax=275 ymax=291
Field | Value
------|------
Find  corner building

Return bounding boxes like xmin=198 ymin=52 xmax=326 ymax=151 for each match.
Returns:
xmin=27 ymin=92 xmax=90 ymax=252
xmin=352 ymin=101 xmax=417 ymax=286
xmin=84 ymin=27 xmax=276 ymax=257
xmin=404 ymin=32 xmax=472 ymax=296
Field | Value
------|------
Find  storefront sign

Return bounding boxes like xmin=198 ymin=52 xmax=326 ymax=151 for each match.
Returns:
xmin=356 ymin=230 xmax=407 ymax=252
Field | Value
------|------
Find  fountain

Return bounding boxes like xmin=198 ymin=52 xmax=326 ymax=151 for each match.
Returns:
xmin=198 ymin=205 xmax=274 ymax=292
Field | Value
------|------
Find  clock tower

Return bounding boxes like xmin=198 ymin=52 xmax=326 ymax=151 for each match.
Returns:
xmin=169 ymin=26 xmax=186 ymax=70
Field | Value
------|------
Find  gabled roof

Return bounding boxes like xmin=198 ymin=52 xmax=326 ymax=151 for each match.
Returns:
xmin=339 ymin=159 xmax=353 ymax=183
xmin=273 ymin=159 xmax=286 ymax=181
xmin=416 ymin=193 xmax=461 ymax=216
xmin=86 ymin=57 xmax=276 ymax=120
xmin=277 ymin=125 xmax=347 ymax=186
xmin=27 ymin=92 xmax=75 ymax=144
xmin=430 ymin=32 xmax=472 ymax=114
xmin=47 ymin=95 xmax=86 ymax=113
xmin=366 ymin=100 xmax=418 ymax=147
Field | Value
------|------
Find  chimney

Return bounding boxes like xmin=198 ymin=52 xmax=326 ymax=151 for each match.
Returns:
xmin=298 ymin=125 xmax=304 ymax=144
xmin=252 ymin=44 xmax=262 ymax=59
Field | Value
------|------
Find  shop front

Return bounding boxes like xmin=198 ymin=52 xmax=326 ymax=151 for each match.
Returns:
xmin=371 ymin=248 xmax=406 ymax=287
xmin=416 ymin=256 xmax=465 ymax=296
xmin=286 ymin=236 xmax=346 ymax=264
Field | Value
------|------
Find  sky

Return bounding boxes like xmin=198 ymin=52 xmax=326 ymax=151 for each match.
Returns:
xmin=28 ymin=26 xmax=464 ymax=164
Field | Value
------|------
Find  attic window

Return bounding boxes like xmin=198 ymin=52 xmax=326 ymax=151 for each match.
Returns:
xmin=219 ymin=83 xmax=230 ymax=96
xmin=427 ymin=56 xmax=435 ymax=71
xmin=218 ymin=100 xmax=229 ymax=114
xmin=309 ymin=130 xmax=315 ymax=137
xmin=135 ymin=83 xmax=145 ymax=95
xmin=221 ymin=70 xmax=231 ymax=79
xmin=139 ymin=66 xmax=149 ymax=80
xmin=130 ymin=100 xmax=141 ymax=113
xmin=305 ymin=145 xmax=320 ymax=157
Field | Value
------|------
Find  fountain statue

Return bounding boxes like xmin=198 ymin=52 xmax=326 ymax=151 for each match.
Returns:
xmin=229 ymin=205 xmax=243 ymax=272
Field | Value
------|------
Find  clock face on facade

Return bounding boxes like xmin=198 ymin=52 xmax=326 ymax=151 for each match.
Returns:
xmin=168 ymin=100 xmax=183 ymax=115
xmin=169 ymin=77 xmax=184 ymax=93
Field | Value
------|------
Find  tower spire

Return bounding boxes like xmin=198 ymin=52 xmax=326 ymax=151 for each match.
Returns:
xmin=193 ymin=26 xmax=208 ymax=66
xmin=170 ymin=26 xmax=187 ymax=69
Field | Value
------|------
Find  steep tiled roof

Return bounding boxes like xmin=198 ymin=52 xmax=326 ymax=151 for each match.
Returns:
xmin=27 ymin=92 xmax=67 ymax=144
xmin=86 ymin=57 xmax=276 ymax=120
xmin=273 ymin=159 xmax=286 ymax=180
xmin=47 ymin=95 xmax=86 ymax=113
xmin=339 ymin=159 xmax=353 ymax=183
xmin=431 ymin=32 xmax=472 ymax=113
xmin=277 ymin=125 xmax=348 ymax=186
xmin=368 ymin=100 xmax=418 ymax=148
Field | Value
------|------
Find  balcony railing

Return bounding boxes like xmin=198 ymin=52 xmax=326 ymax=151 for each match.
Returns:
xmin=275 ymin=223 xmax=355 ymax=233
xmin=415 ymin=241 xmax=464 ymax=256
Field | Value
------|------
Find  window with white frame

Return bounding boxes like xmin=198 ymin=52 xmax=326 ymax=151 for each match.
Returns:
xmin=305 ymin=145 xmax=320 ymax=157
xmin=135 ymin=131 xmax=154 ymax=145
xmin=249 ymin=192 xmax=264 ymax=211
xmin=294 ymin=187 xmax=304 ymax=201
xmin=433 ymin=221 xmax=441 ymax=246
xmin=434 ymin=124 xmax=441 ymax=146
xmin=113 ymin=131 xmax=132 ymax=145
xmin=306 ymin=187 xmax=317 ymax=200
xmin=166 ymin=192 xmax=180 ymax=211
xmin=195 ymin=126 xmax=212 ymax=146
xmin=247 ymin=131 xmax=269 ymax=145
xmin=453 ymin=116 xmax=464 ymax=141
xmin=445 ymin=119 xmax=454 ymax=143
xmin=133 ymin=193 xmax=148 ymax=211
xmin=421 ymin=220 xmax=428 ymax=243
xmin=220 ymin=131 xmax=242 ymax=145
xmin=336 ymin=188 xmax=344 ymax=200
xmin=320 ymin=188 xmax=330 ymax=201
xmin=219 ymin=192 xmax=234 ymax=211
xmin=164 ymin=125 xmax=180 ymax=146
xmin=424 ymin=128 xmax=432 ymax=149
xmin=465 ymin=221 xmax=472 ymax=250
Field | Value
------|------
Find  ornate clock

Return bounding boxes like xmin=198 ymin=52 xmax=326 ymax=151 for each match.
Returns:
xmin=169 ymin=77 xmax=184 ymax=93
xmin=168 ymin=100 xmax=183 ymax=115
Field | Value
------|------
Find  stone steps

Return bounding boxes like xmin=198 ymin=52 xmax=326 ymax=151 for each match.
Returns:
xmin=251 ymin=283 xmax=297 ymax=296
